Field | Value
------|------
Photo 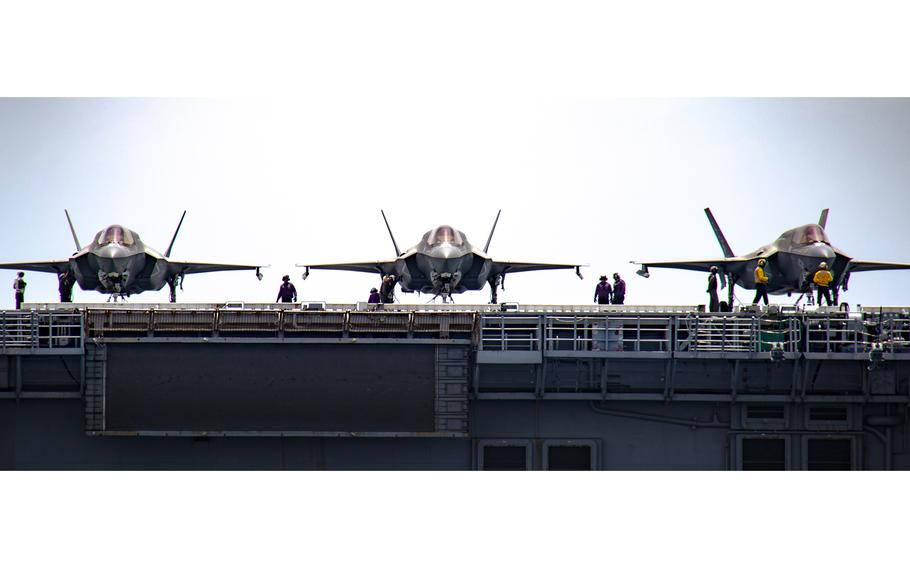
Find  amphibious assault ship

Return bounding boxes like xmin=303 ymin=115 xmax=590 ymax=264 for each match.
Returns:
xmin=2 ymin=302 xmax=908 ymax=470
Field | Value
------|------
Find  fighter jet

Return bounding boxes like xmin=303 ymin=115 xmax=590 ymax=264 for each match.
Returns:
xmin=0 ymin=210 xmax=263 ymax=302
xmin=633 ymin=208 xmax=910 ymax=307
xmin=299 ymin=210 xmax=583 ymax=303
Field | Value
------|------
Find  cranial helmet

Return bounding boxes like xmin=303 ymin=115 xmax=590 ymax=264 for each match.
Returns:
xmin=758 ymin=259 xmax=766 ymax=266
xmin=819 ymin=262 xmax=827 ymax=269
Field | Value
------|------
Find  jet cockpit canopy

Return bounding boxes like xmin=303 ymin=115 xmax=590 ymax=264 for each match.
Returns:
xmin=788 ymin=224 xmax=830 ymax=246
xmin=425 ymin=225 xmax=465 ymax=247
xmin=96 ymin=225 xmax=137 ymax=247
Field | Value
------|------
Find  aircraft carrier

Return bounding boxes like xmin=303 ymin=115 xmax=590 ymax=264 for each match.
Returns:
xmin=2 ymin=301 xmax=908 ymax=470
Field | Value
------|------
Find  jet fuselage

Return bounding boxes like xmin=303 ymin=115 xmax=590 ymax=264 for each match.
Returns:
xmin=396 ymin=225 xmax=494 ymax=296
xmin=69 ymin=225 xmax=171 ymax=295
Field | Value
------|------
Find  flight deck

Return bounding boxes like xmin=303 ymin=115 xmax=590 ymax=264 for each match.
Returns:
xmin=2 ymin=302 xmax=909 ymax=469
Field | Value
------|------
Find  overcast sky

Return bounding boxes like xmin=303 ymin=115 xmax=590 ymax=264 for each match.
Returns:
xmin=1 ymin=97 xmax=909 ymax=308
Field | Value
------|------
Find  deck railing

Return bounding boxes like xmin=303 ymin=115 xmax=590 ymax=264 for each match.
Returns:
xmin=0 ymin=310 xmax=84 ymax=353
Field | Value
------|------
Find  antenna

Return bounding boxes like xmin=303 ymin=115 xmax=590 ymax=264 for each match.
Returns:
xmin=381 ymin=210 xmax=401 ymax=256
xmin=64 ymin=209 xmax=81 ymax=250
xmin=165 ymin=210 xmax=187 ymax=258
xmin=704 ymin=208 xmax=735 ymax=258
xmin=484 ymin=209 xmax=501 ymax=253
xmin=819 ymin=208 xmax=829 ymax=229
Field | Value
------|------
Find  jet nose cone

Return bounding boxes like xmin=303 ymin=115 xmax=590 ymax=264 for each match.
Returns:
xmin=95 ymin=244 xmax=131 ymax=259
xmin=805 ymin=243 xmax=836 ymax=260
xmin=431 ymin=244 xmax=459 ymax=259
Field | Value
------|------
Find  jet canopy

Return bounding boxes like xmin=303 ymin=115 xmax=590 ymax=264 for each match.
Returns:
xmin=425 ymin=225 xmax=465 ymax=247
xmin=95 ymin=225 xmax=137 ymax=247
xmin=788 ymin=224 xmax=830 ymax=246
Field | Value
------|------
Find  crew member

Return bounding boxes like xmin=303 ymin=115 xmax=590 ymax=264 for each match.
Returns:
xmin=13 ymin=272 xmax=26 ymax=309
xmin=368 ymin=287 xmax=381 ymax=304
xmin=752 ymin=259 xmax=769 ymax=305
xmin=379 ymin=274 xmax=396 ymax=304
xmin=707 ymin=266 xmax=719 ymax=312
xmin=813 ymin=262 xmax=834 ymax=306
xmin=276 ymin=275 xmax=297 ymax=303
xmin=58 ymin=271 xmax=75 ymax=303
xmin=612 ymin=273 xmax=626 ymax=305
xmin=594 ymin=275 xmax=612 ymax=305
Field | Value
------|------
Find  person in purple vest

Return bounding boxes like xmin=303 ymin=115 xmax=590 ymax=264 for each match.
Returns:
xmin=612 ymin=273 xmax=626 ymax=305
xmin=594 ymin=275 xmax=612 ymax=304
xmin=368 ymin=287 xmax=381 ymax=304
xmin=276 ymin=275 xmax=297 ymax=303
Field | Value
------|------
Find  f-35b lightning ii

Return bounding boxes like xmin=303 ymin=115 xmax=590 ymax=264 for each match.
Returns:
xmin=300 ymin=210 xmax=583 ymax=303
xmin=634 ymin=208 xmax=910 ymax=307
xmin=0 ymin=210 xmax=263 ymax=302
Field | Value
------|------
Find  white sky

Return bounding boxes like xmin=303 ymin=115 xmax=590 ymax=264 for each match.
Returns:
xmin=2 ymin=97 xmax=910 ymax=308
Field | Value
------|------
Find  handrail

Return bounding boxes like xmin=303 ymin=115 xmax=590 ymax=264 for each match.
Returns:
xmin=0 ymin=310 xmax=84 ymax=353
xmin=6 ymin=307 xmax=909 ymax=357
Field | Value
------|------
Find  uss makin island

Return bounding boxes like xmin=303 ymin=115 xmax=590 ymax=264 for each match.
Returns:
xmin=1 ymin=301 xmax=909 ymax=470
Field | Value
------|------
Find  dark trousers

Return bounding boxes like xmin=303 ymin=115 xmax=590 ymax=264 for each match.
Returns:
xmin=817 ymin=286 xmax=833 ymax=306
xmin=612 ymin=296 xmax=624 ymax=305
xmin=15 ymin=292 xmax=23 ymax=310
xmin=752 ymin=284 xmax=769 ymax=305
xmin=596 ymin=297 xmax=609 ymax=305
xmin=708 ymin=291 xmax=719 ymax=312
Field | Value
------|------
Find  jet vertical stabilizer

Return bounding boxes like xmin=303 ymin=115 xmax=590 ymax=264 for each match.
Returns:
xmin=483 ymin=209 xmax=502 ymax=253
xmin=64 ymin=209 xmax=81 ymax=250
xmin=819 ymin=208 xmax=829 ymax=229
xmin=165 ymin=211 xmax=187 ymax=258
xmin=381 ymin=210 xmax=401 ymax=257
xmin=704 ymin=208 xmax=735 ymax=258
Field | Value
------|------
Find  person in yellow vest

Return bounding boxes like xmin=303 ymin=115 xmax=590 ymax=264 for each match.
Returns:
xmin=813 ymin=261 xmax=835 ymax=306
xmin=752 ymin=259 xmax=769 ymax=305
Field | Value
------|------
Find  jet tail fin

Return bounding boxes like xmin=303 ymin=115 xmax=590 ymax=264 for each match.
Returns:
xmin=819 ymin=208 xmax=829 ymax=229
xmin=381 ymin=210 xmax=401 ymax=257
xmin=64 ymin=209 xmax=81 ymax=250
xmin=704 ymin=208 xmax=734 ymax=258
xmin=165 ymin=210 xmax=187 ymax=258
xmin=483 ymin=209 xmax=502 ymax=253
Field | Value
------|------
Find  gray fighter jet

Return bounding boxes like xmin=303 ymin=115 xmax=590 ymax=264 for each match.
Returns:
xmin=300 ymin=210 xmax=583 ymax=303
xmin=0 ymin=210 xmax=263 ymax=302
xmin=634 ymin=208 xmax=910 ymax=307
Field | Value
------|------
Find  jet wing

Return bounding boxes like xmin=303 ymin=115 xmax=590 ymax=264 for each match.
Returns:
xmin=634 ymin=257 xmax=752 ymax=274
xmin=847 ymin=260 xmax=910 ymax=273
xmin=492 ymin=261 xmax=583 ymax=275
xmin=168 ymin=261 xmax=263 ymax=276
xmin=299 ymin=261 xmax=399 ymax=275
xmin=0 ymin=260 xmax=71 ymax=274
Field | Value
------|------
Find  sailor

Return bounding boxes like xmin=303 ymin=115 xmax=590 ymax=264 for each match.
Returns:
xmin=612 ymin=273 xmax=626 ymax=305
xmin=707 ymin=266 xmax=719 ymax=312
xmin=58 ymin=271 xmax=75 ymax=303
xmin=368 ymin=287 xmax=381 ymax=304
xmin=813 ymin=262 xmax=834 ymax=306
xmin=594 ymin=275 xmax=612 ymax=305
xmin=379 ymin=274 xmax=396 ymax=304
xmin=276 ymin=275 xmax=297 ymax=303
xmin=12 ymin=272 xmax=26 ymax=309
xmin=752 ymin=259 xmax=769 ymax=305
